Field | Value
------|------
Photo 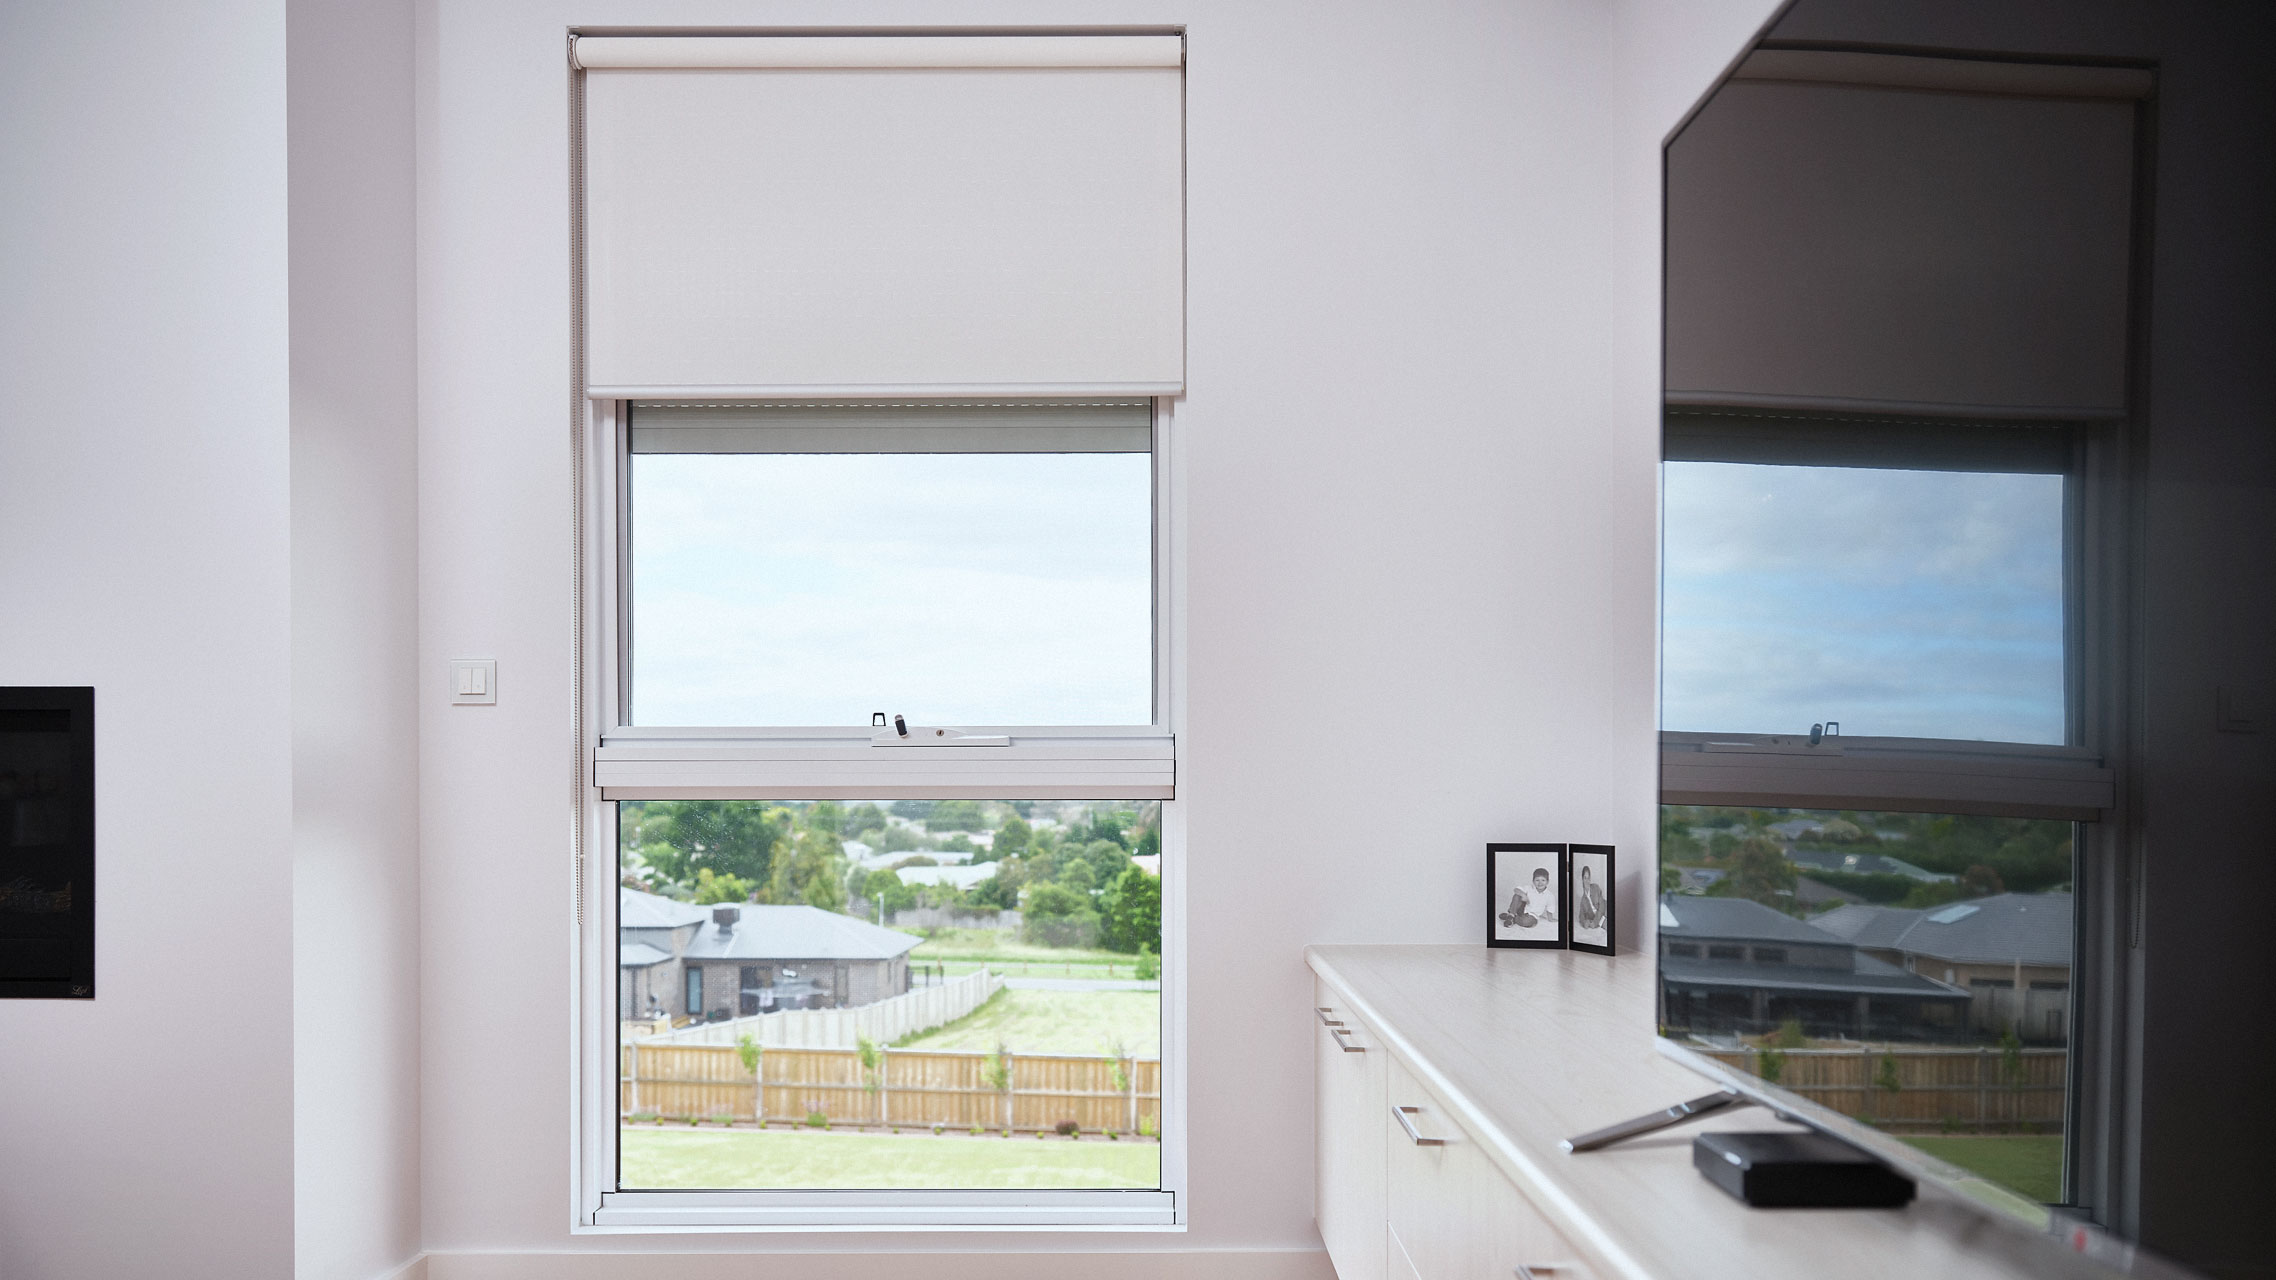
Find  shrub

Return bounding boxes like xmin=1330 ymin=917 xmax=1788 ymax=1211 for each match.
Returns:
xmin=628 ymin=1110 xmax=658 ymax=1124
xmin=1756 ymin=1046 xmax=1786 ymax=1085
xmin=1055 ymin=1120 xmax=1080 ymax=1136
xmin=736 ymin=1033 xmax=761 ymax=1075
xmin=708 ymin=1113 xmax=737 ymax=1127
xmin=1001 ymin=1128 xmax=1012 ymax=1139
xmin=970 ymin=1124 xmax=984 ymax=1137
xmin=933 ymin=1123 xmax=945 ymax=1135
xmin=806 ymin=1110 xmax=829 ymax=1129
xmin=1133 ymin=942 xmax=1160 ymax=981
xmin=1137 ymin=1113 xmax=1158 ymax=1139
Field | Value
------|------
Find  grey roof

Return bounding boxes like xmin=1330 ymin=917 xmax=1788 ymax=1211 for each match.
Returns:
xmin=683 ymin=904 xmax=922 ymax=963
xmin=1661 ymin=951 xmax=1970 ymax=1002
xmin=1658 ymin=894 xmax=1844 ymax=946
xmin=620 ymin=886 xmax=707 ymax=930
xmin=618 ymin=941 xmax=672 ymax=968
xmin=896 ymin=864 xmax=996 ymax=890
xmin=1812 ymin=894 xmax=2071 ymax=968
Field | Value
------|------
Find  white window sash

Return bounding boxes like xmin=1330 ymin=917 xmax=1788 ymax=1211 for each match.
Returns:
xmin=1659 ymin=731 xmax=2112 ymax=820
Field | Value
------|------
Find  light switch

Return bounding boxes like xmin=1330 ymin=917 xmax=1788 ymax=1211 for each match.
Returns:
xmin=450 ymin=658 xmax=497 ymax=706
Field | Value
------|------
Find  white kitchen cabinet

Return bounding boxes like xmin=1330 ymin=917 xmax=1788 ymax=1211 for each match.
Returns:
xmin=1316 ymin=979 xmax=1388 ymax=1280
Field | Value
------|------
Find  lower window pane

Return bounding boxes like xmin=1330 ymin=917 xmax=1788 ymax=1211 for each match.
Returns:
xmin=616 ymin=799 xmax=1163 ymax=1190
xmin=1657 ymin=805 xmax=2073 ymax=1207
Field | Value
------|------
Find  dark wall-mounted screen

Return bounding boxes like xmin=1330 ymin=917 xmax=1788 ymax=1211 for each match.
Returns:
xmin=1 ymin=687 xmax=93 ymax=997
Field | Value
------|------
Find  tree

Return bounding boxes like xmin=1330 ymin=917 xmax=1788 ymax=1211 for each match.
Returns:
xmin=841 ymin=803 xmax=888 ymax=839
xmin=1058 ymin=859 xmax=1098 ymax=893
xmin=1022 ymin=881 xmax=1100 ymax=948
xmin=1960 ymin=864 xmax=2006 ymax=897
xmin=993 ymin=813 xmax=1032 ymax=858
xmin=861 ymin=868 xmax=916 ymax=916
xmin=1080 ymin=839 xmax=1130 ymax=884
xmin=636 ymin=801 xmax=786 ymax=892
xmin=970 ymin=859 xmax=1026 ymax=910
xmin=1717 ymin=832 xmax=1797 ymax=912
xmin=691 ymin=867 xmax=756 ymax=904
xmin=768 ymin=824 xmax=846 ymax=911
xmin=1099 ymin=865 xmax=1162 ymax=954
xmin=926 ymin=799 xmax=986 ymax=832
xmin=1133 ymin=825 xmax=1160 ymax=860
xmin=1024 ymin=882 xmax=1088 ymax=918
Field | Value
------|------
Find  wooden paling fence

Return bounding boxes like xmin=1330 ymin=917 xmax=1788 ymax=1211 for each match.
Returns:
xmin=622 ymin=1042 xmax=1161 ymax=1134
xmin=1699 ymin=1046 xmax=2065 ymax=1130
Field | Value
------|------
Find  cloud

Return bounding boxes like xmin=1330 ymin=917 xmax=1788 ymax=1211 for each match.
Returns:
xmin=1663 ymin=462 xmax=2064 ymax=743
xmin=630 ymin=453 xmax=1152 ymax=726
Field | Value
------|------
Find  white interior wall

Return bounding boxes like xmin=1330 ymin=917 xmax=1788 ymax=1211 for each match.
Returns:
xmin=0 ymin=4 xmax=297 ymax=1280
xmin=414 ymin=0 xmax=1777 ymax=1270
xmin=289 ymin=0 xmax=424 ymax=1276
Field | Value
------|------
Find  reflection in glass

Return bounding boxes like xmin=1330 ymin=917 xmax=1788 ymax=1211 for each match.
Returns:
xmin=1658 ymin=806 xmax=2072 ymax=1205
xmin=616 ymin=799 xmax=1163 ymax=1190
xmin=629 ymin=452 xmax=1152 ymax=728
xmin=1662 ymin=462 xmax=2066 ymax=744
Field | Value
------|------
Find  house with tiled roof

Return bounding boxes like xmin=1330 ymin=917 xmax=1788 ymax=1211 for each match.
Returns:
xmin=1812 ymin=893 xmax=2073 ymax=1042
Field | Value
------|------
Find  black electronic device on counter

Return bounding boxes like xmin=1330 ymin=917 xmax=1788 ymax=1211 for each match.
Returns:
xmin=1693 ymin=1130 xmax=1915 ymax=1208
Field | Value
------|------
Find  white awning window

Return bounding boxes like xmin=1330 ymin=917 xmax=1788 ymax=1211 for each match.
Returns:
xmin=577 ymin=34 xmax=1186 ymax=400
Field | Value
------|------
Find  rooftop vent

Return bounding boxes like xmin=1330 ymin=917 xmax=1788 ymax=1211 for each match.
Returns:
xmin=1925 ymin=904 xmax=1980 ymax=925
xmin=713 ymin=905 xmax=741 ymax=929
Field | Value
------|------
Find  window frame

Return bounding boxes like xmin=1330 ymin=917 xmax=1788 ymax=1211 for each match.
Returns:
xmin=572 ymin=396 xmax=1188 ymax=1231
xmin=1655 ymin=408 xmax=2135 ymax=1221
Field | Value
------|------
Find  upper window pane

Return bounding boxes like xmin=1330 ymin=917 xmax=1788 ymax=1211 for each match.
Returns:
xmin=629 ymin=411 xmax=1153 ymax=727
xmin=1662 ymin=461 xmax=2066 ymax=744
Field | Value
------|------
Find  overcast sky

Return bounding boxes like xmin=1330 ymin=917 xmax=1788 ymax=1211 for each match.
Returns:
xmin=1662 ymin=461 xmax=2066 ymax=744
xmin=631 ymin=452 xmax=1152 ymax=727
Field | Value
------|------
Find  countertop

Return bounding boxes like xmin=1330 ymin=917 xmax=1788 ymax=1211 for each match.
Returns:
xmin=1306 ymin=944 xmax=2132 ymax=1280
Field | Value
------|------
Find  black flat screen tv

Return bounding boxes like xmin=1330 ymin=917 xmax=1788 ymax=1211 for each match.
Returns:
xmin=0 ymin=687 xmax=94 ymax=997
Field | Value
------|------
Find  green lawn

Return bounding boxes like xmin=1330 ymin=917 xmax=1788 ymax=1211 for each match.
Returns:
xmin=896 ymin=988 xmax=1160 ymax=1057
xmin=1899 ymin=1135 xmax=2064 ymax=1204
xmin=622 ymin=1125 xmax=1159 ymax=1189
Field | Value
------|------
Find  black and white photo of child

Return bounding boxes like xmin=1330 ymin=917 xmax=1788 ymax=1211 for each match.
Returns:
xmin=1489 ymin=846 xmax=1565 ymax=946
xmin=1498 ymin=865 xmax=1558 ymax=931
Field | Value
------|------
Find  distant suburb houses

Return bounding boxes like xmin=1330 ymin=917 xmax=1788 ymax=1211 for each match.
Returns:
xmin=617 ymin=886 xmax=920 ymax=1024
xmin=1657 ymin=891 xmax=2075 ymax=1045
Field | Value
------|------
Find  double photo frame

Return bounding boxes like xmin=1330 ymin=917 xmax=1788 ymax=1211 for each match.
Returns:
xmin=1486 ymin=842 xmax=1614 ymax=955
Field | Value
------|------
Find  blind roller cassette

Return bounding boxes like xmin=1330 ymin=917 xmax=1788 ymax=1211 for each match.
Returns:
xmin=577 ymin=34 xmax=1186 ymax=399
xmin=627 ymin=398 xmax=1152 ymax=454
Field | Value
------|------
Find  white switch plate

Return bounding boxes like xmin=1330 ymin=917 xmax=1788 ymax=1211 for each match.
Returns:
xmin=450 ymin=658 xmax=497 ymax=705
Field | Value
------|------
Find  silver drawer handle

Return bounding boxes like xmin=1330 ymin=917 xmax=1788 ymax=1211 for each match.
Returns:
xmin=1515 ymin=1267 xmax=1570 ymax=1279
xmin=1330 ymin=1025 xmax=1364 ymax=1053
xmin=1392 ymin=1104 xmax=1445 ymax=1146
xmin=1315 ymin=1006 xmax=1343 ymax=1027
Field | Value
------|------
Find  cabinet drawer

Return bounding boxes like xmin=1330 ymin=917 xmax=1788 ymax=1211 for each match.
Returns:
xmin=1385 ymin=1058 xmax=1597 ymax=1280
xmin=1316 ymin=980 xmax=1388 ymax=1280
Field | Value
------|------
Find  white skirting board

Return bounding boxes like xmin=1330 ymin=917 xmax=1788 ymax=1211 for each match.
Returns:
xmin=418 ymin=1252 xmax=1330 ymax=1280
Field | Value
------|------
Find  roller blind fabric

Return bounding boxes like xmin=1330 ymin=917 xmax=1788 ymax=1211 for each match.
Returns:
xmin=627 ymin=399 xmax=1152 ymax=453
xmin=1666 ymin=64 xmax=2138 ymax=418
xmin=579 ymin=35 xmax=1186 ymax=398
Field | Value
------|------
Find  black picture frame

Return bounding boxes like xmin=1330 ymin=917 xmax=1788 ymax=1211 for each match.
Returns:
xmin=1 ymin=686 xmax=96 ymax=998
xmin=1568 ymin=843 xmax=1615 ymax=956
xmin=1486 ymin=843 xmax=1568 ymax=949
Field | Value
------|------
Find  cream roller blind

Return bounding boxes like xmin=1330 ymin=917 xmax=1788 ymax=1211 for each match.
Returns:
xmin=1667 ymin=57 xmax=2140 ymax=419
xmin=577 ymin=35 xmax=1186 ymax=399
